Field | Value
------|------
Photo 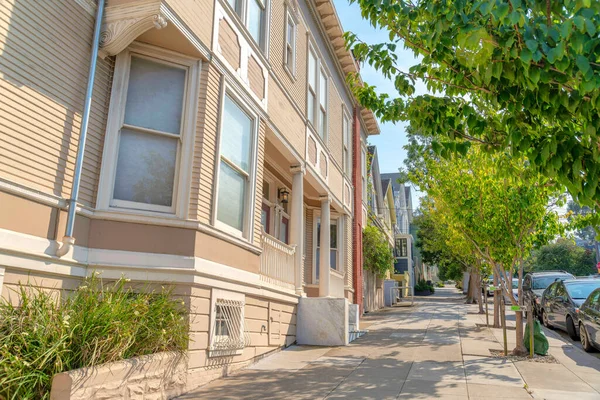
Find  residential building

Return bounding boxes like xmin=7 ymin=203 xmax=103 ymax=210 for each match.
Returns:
xmin=381 ymin=173 xmax=414 ymax=288
xmin=0 ymin=0 xmax=378 ymax=389
xmin=361 ymin=146 xmax=394 ymax=312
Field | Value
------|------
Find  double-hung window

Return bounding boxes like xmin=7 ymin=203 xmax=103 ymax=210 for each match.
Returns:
xmin=306 ymin=45 xmax=328 ymax=140
xmin=224 ymin=0 xmax=267 ymax=50
xmin=315 ymin=217 xmax=341 ymax=280
xmin=261 ymin=176 xmax=291 ymax=244
xmin=342 ymin=113 xmax=351 ymax=176
xmin=98 ymin=45 xmax=199 ymax=215
xmin=318 ymin=69 xmax=327 ymax=138
xmin=216 ymin=94 xmax=256 ymax=236
xmin=307 ymin=49 xmax=317 ymax=126
xmin=284 ymin=13 xmax=296 ymax=75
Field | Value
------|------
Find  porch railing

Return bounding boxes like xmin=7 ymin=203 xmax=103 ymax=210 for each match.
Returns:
xmin=260 ymin=233 xmax=296 ymax=290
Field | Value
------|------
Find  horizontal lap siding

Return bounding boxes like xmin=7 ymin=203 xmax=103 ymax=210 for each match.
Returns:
xmin=191 ymin=64 xmax=222 ymax=223
xmin=254 ymin=120 xmax=266 ymax=244
xmin=0 ymin=0 xmax=112 ymax=206
xmin=164 ymin=0 xmax=214 ymax=50
xmin=268 ymin=0 xmax=306 ymax=114
xmin=327 ymin=84 xmax=343 ymax=168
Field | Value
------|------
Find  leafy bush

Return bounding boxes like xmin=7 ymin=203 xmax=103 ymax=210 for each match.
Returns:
xmin=414 ymin=279 xmax=434 ymax=293
xmin=435 ymin=281 xmax=445 ymax=288
xmin=0 ymin=274 xmax=188 ymax=400
xmin=363 ymin=225 xmax=395 ymax=278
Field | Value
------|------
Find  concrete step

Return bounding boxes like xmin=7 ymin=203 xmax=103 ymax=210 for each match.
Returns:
xmin=349 ymin=330 xmax=368 ymax=342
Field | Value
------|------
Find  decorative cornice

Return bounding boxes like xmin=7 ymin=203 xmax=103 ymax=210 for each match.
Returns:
xmin=100 ymin=0 xmax=167 ymax=57
xmin=290 ymin=164 xmax=306 ymax=175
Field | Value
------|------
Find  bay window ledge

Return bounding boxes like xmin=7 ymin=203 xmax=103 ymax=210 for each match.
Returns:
xmin=100 ymin=0 xmax=166 ymax=57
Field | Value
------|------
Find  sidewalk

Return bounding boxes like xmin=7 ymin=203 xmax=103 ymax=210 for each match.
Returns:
xmin=178 ymin=287 xmax=600 ymax=399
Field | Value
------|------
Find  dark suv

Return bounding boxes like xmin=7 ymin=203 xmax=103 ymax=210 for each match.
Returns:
xmin=523 ymin=271 xmax=575 ymax=319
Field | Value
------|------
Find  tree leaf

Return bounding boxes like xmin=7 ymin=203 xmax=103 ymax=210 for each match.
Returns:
xmin=576 ymin=55 xmax=591 ymax=75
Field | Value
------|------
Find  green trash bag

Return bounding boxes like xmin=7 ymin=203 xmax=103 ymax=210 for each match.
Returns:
xmin=524 ymin=319 xmax=549 ymax=356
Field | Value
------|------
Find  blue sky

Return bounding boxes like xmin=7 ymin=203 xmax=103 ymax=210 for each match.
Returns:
xmin=333 ymin=0 xmax=425 ymax=209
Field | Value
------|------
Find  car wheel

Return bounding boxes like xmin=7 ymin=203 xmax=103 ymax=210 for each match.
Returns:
xmin=542 ymin=310 xmax=553 ymax=329
xmin=580 ymin=323 xmax=594 ymax=352
xmin=567 ymin=316 xmax=579 ymax=340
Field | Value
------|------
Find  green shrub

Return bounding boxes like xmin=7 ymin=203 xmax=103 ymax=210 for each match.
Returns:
xmin=435 ymin=281 xmax=445 ymax=288
xmin=414 ymin=279 xmax=435 ymax=293
xmin=0 ymin=274 xmax=188 ymax=400
xmin=363 ymin=225 xmax=394 ymax=277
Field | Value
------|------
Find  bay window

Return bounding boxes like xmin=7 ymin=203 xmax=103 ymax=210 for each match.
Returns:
xmin=215 ymin=93 xmax=256 ymax=235
xmin=97 ymin=44 xmax=199 ymax=216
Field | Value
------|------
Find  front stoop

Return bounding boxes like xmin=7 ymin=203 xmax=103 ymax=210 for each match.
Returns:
xmin=297 ymin=297 xmax=349 ymax=346
xmin=349 ymin=330 xmax=368 ymax=342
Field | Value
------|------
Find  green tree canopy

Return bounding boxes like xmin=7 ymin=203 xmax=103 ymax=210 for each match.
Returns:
xmin=345 ymin=0 xmax=600 ymax=217
xmin=526 ymin=237 xmax=597 ymax=276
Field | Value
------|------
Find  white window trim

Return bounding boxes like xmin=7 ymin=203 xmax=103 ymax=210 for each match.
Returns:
xmin=311 ymin=210 xmax=343 ymax=284
xmin=221 ymin=0 xmax=270 ymax=54
xmin=261 ymin=171 xmax=291 ymax=243
xmin=306 ymin=40 xmax=329 ymax=145
xmin=284 ymin=9 xmax=297 ymax=77
xmin=209 ymin=288 xmax=245 ymax=357
xmin=96 ymin=42 xmax=200 ymax=218
xmin=212 ymin=83 xmax=259 ymax=240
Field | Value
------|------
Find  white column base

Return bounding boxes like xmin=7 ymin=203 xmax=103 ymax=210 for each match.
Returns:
xmin=297 ymin=297 xmax=349 ymax=346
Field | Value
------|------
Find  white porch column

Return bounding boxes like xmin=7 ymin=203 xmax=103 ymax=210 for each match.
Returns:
xmin=290 ymin=165 xmax=305 ymax=295
xmin=319 ymin=195 xmax=331 ymax=297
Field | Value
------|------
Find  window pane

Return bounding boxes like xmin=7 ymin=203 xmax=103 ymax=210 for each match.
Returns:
xmin=261 ymin=202 xmax=270 ymax=234
xmin=279 ymin=216 xmax=289 ymax=243
xmin=330 ymin=249 xmax=337 ymax=270
xmin=308 ymin=92 xmax=315 ymax=124
xmin=221 ymin=96 xmax=253 ymax=172
xmin=316 ymin=247 xmax=320 ymax=280
xmin=248 ymin=0 xmax=264 ymax=45
xmin=330 ymin=224 xmax=337 ymax=249
xmin=113 ymin=128 xmax=177 ymax=207
xmin=124 ymin=57 xmax=186 ymax=134
xmin=217 ymin=161 xmax=246 ymax=231
xmin=320 ymin=108 xmax=326 ymax=137
xmin=227 ymin=0 xmax=241 ymax=14
xmin=319 ymin=71 xmax=327 ymax=106
xmin=308 ymin=51 xmax=317 ymax=88
xmin=287 ymin=18 xmax=295 ymax=46
xmin=262 ymin=180 xmax=270 ymax=199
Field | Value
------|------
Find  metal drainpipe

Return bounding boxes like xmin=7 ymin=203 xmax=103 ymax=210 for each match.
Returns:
xmin=56 ymin=0 xmax=105 ymax=257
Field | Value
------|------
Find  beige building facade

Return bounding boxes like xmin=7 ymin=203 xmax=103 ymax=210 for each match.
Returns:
xmin=0 ymin=0 xmax=377 ymax=388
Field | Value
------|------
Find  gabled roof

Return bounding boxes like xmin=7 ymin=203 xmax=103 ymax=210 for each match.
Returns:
xmin=381 ymin=178 xmax=391 ymax=196
xmin=312 ymin=0 xmax=380 ymax=135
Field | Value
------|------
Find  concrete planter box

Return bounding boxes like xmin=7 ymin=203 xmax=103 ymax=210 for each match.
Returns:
xmin=50 ymin=352 xmax=187 ymax=400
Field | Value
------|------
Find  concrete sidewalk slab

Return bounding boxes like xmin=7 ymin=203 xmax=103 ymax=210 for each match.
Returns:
xmin=463 ymin=355 xmax=524 ymax=387
xmin=514 ymin=361 xmax=596 ymax=393
xmin=466 ymin=383 xmax=531 ymax=399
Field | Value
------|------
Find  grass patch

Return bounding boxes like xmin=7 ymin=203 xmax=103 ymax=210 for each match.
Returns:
xmin=0 ymin=274 xmax=188 ymax=400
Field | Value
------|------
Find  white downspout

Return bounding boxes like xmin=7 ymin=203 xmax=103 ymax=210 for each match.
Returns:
xmin=56 ymin=0 xmax=105 ymax=257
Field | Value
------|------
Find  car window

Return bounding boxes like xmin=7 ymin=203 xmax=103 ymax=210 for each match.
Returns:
xmin=533 ymin=275 xmax=572 ymax=290
xmin=566 ymin=282 xmax=600 ymax=300
xmin=555 ymin=284 xmax=567 ymax=297
xmin=512 ymin=279 xmax=519 ymax=289
xmin=545 ymin=282 xmax=557 ymax=297
xmin=587 ymin=290 xmax=600 ymax=310
xmin=524 ymin=276 xmax=531 ymax=288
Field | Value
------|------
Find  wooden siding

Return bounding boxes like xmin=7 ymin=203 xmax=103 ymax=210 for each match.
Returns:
xmin=0 ymin=0 xmax=112 ymax=207
xmin=327 ymin=83 xmax=343 ymax=168
xmin=267 ymin=79 xmax=305 ymax=156
xmin=218 ymin=18 xmax=240 ymax=70
xmin=248 ymin=55 xmax=264 ymax=99
xmin=164 ymin=0 xmax=214 ymax=49
xmin=267 ymin=0 xmax=306 ymax=114
xmin=253 ymin=119 xmax=266 ymax=244
xmin=190 ymin=63 xmax=222 ymax=223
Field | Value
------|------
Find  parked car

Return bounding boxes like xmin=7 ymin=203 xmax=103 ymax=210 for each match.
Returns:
xmin=578 ymin=288 xmax=600 ymax=352
xmin=540 ymin=279 xmax=600 ymax=340
xmin=523 ymin=271 xmax=575 ymax=319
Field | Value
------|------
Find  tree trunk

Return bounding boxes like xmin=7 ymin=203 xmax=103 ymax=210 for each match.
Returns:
xmin=513 ymin=257 xmax=527 ymax=356
xmin=474 ymin=269 xmax=484 ymax=313
xmin=466 ymin=269 xmax=477 ymax=304
xmin=493 ymin=273 xmax=500 ymax=328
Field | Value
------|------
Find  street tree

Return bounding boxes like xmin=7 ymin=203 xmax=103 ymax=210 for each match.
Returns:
xmin=344 ymin=0 xmax=600 ymax=219
xmin=410 ymin=145 xmax=562 ymax=355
